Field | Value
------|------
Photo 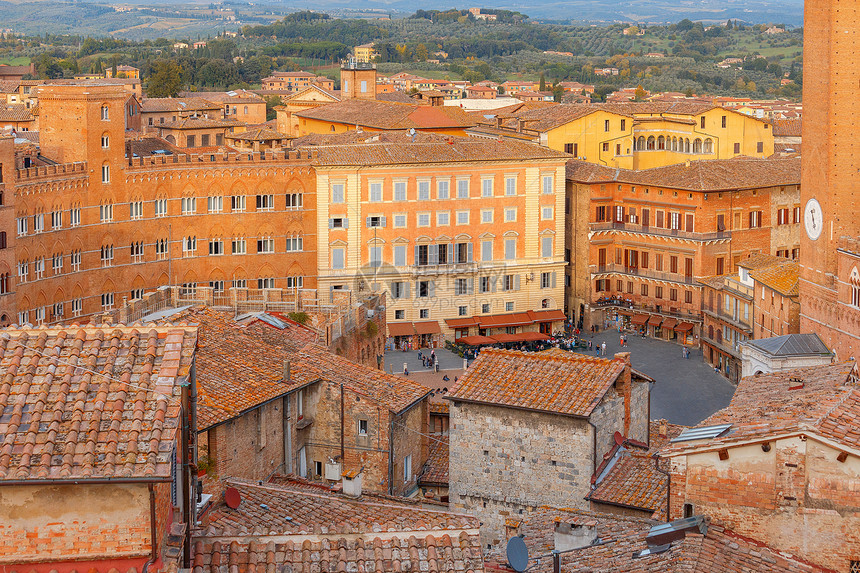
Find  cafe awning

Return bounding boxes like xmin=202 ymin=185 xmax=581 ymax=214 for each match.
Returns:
xmin=631 ymin=314 xmax=649 ymax=325
xmin=456 ymin=335 xmax=497 ymax=346
xmin=489 ymin=333 xmax=521 ymax=343
xmin=647 ymin=315 xmax=663 ymax=326
xmin=617 ymin=309 xmax=634 ymax=316
xmin=478 ymin=312 xmax=534 ymax=328
xmin=662 ymin=317 xmax=678 ymax=330
xmin=675 ymin=322 xmax=695 ymax=332
xmin=529 ymin=309 xmax=566 ymax=322
xmin=414 ymin=321 xmax=442 ymax=335
xmin=445 ymin=317 xmax=481 ymax=328
xmin=519 ymin=331 xmax=552 ymax=341
xmin=388 ymin=322 xmax=415 ymax=337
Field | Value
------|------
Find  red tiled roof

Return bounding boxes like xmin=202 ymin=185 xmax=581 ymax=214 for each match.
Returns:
xmin=141 ymin=97 xmax=221 ymax=113
xmin=418 ymin=436 xmax=449 ymax=486
xmin=309 ymin=137 xmax=568 ymax=166
xmin=771 ymin=118 xmax=802 ymax=136
xmin=588 ymin=420 xmax=686 ymax=516
xmin=446 ymin=348 xmax=626 ymax=417
xmin=663 ymin=362 xmax=860 ymax=456
xmin=293 ymin=345 xmax=430 ymax=414
xmin=0 ymin=105 xmax=34 ymax=122
xmin=163 ymin=307 xmax=318 ymax=430
xmin=487 ymin=507 xmax=834 ymax=572
xmin=296 ymin=98 xmax=477 ymax=130
xmin=566 ymin=155 xmax=801 ymax=192
xmin=194 ymin=478 xmax=483 ymax=572
xmin=749 ymin=259 xmax=799 ymax=297
xmin=0 ymin=323 xmax=197 ymax=481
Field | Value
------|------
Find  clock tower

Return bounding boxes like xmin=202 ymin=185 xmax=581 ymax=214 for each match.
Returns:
xmin=799 ymin=0 xmax=860 ymax=359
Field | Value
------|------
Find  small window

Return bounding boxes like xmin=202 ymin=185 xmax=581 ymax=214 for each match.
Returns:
xmin=358 ymin=419 xmax=368 ymax=435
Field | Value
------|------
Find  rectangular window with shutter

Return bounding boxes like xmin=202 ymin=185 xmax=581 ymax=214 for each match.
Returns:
xmin=394 ymin=245 xmax=406 ymax=267
xmin=332 ymin=248 xmax=345 ymax=270
xmin=656 ymin=210 xmax=664 ymax=228
xmin=541 ymin=237 xmax=552 ymax=258
xmin=418 ymin=180 xmax=430 ymax=200
xmin=504 ymin=238 xmax=516 ymax=260
xmin=482 ymin=240 xmax=493 ymax=261
xmin=685 ymin=214 xmax=694 ymax=232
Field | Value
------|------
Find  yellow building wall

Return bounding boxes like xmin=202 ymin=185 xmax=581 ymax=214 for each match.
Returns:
xmin=315 ymin=160 xmax=567 ymax=339
xmin=543 ymin=111 xmax=634 ymax=169
xmin=297 ymin=115 xmax=471 ymax=137
xmin=539 ymin=108 xmax=773 ymax=171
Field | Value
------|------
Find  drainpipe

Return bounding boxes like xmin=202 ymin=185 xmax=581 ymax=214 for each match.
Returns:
xmin=284 ymin=395 xmax=292 ymax=474
xmin=340 ymin=384 xmax=345 ymax=462
xmin=142 ymin=483 xmax=158 ymax=573
xmin=388 ymin=416 xmax=395 ymax=496
xmin=587 ymin=420 xmax=599 ymax=476
xmin=653 ymin=452 xmax=670 ymax=522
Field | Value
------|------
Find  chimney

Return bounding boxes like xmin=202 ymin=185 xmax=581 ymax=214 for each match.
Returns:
xmin=341 ymin=469 xmax=362 ymax=497
xmin=283 ymin=359 xmax=291 ymax=383
xmin=659 ymin=420 xmax=668 ymax=439
xmin=614 ymin=352 xmax=633 ymax=438
xmin=554 ymin=519 xmax=598 ymax=551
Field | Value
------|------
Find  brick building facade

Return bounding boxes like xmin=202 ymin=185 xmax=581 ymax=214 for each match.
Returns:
xmin=662 ymin=362 xmax=860 ymax=572
xmin=447 ymin=348 xmax=650 ymax=547
xmin=799 ymin=0 xmax=860 ymax=360
xmin=565 ymin=157 xmax=801 ymax=341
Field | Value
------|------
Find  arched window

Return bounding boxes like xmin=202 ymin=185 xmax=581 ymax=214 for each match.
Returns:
xmin=693 ymin=138 xmax=702 ymax=154
xmin=685 ymin=138 xmax=691 ymax=153
xmin=704 ymin=138 xmax=713 ymax=154
xmin=716 ymin=329 xmax=722 ymax=343
xmin=708 ymin=325 xmax=714 ymax=339
xmin=657 ymin=135 xmax=665 ymax=150
xmin=101 ymin=105 xmax=109 ymax=120
xmin=647 ymin=136 xmax=656 ymax=150
xmin=636 ymin=136 xmax=646 ymax=150
xmin=672 ymin=137 xmax=678 ymax=151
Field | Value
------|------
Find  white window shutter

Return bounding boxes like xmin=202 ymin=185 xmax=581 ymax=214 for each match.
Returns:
xmin=467 ymin=278 xmax=474 ymax=294
xmin=344 ymin=218 xmax=349 ymax=229
xmin=552 ymin=271 xmax=557 ymax=288
xmin=514 ymin=274 xmax=521 ymax=291
xmin=404 ymin=282 xmax=411 ymax=299
xmin=380 ymin=216 xmax=387 ymax=228
xmin=467 ymin=243 xmax=473 ymax=262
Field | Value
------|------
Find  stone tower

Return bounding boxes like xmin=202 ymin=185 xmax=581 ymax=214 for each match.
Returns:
xmin=340 ymin=59 xmax=377 ymax=100
xmin=798 ymin=0 xmax=860 ymax=359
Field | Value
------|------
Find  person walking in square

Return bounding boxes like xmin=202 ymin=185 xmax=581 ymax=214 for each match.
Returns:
xmin=601 ymin=341 xmax=606 ymax=356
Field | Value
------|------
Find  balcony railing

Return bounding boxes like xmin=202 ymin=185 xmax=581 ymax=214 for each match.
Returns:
xmin=590 ymin=221 xmax=731 ymax=242
xmin=702 ymin=306 xmax=753 ymax=333
xmin=593 ymin=263 xmax=696 ymax=285
xmin=592 ymin=298 xmax=703 ymax=323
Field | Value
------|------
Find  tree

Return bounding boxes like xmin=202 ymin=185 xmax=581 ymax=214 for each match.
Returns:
xmin=552 ymin=84 xmax=563 ymax=102
xmin=539 ymin=72 xmax=546 ymax=91
xmin=415 ymin=43 xmax=428 ymax=61
xmin=634 ymin=84 xmax=647 ymax=101
xmin=147 ymin=60 xmax=183 ymax=98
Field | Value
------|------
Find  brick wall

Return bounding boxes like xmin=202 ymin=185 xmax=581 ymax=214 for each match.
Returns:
xmin=448 ymin=401 xmax=593 ymax=547
xmin=203 ymin=397 xmax=287 ymax=495
xmin=0 ymin=483 xmax=152 ymax=563
xmin=668 ymin=437 xmax=860 ymax=572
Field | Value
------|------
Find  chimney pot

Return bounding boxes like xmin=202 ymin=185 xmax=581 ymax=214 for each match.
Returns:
xmin=283 ymin=359 xmax=291 ymax=383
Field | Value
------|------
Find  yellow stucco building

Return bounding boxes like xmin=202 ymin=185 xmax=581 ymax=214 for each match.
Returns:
xmin=469 ymin=102 xmax=774 ymax=169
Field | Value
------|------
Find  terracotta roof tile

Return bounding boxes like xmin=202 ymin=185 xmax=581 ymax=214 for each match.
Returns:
xmin=0 ymin=323 xmax=197 ymax=481
xmin=0 ymin=105 xmax=34 ymax=122
xmin=309 ymin=137 xmax=568 ymax=167
xmin=161 ymin=307 xmax=319 ymax=430
xmin=663 ymin=362 xmax=860 ymax=456
xmin=771 ymin=118 xmax=802 ymax=136
xmin=194 ymin=478 xmax=483 ymax=572
xmin=225 ymin=127 xmax=289 ymax=141
xmin=487 ymin=507 xmax=834 ymax=572
xmin=158 ymin=117 xmax=239 ymax=130
xmin=418 ymin=436 xmax=448 ymax=486
xmin=748 ymin=260 xmax=799 ymax=296
xmin=566 ymin=155 xmax=800 ymax=191
xmin=295 ymin=98 xmax=477 ymax=130
xmin=446 ymin=348 xmax=626 ymax=417
xmin=141 ymin=97 xmax=222 ymax=113
xmin=588 ymin=421 xmax=686 ymax=516
xmin=292 ymin=345 xmax=430 ymax=414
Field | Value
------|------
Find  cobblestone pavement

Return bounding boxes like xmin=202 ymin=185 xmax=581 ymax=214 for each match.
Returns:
xmin=385 ymin=331 xmax=736 ymax=426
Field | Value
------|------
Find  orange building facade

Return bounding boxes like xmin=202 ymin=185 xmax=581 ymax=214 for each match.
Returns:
xmin=1 ymin=85 xmax=318 ymax=325
xmin=799 ymin=0 xmax=860 ymax=360
xmin=566 ymin=158 xmax=801 ymax=346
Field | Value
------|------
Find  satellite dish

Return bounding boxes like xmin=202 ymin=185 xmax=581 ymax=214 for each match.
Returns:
xmin=225 ymin=486 xmax=242 ymax=510
xmin=614 ymin=431 xmax=625 ymax=446
xmin=408 ymin=127 xmax=416 ymax=136
xmin=506 ymin=536 xmax=529 ymax=573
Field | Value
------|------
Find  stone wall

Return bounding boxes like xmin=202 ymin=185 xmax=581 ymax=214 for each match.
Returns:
xmin=391 ymin=398 xmax=429 ymax=496
xmin=668 ymin=437 xmax=860 ymax=573
xmin=448 ymin=401 xmax=592 ymax=547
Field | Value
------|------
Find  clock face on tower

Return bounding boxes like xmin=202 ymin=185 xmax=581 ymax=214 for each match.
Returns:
xmin=804 ymin=198 xmax=823 ymax=241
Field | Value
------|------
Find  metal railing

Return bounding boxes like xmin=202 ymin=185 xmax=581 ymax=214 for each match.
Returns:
xmin=590 ymin=221 xmax=732 ymax=242
xmin=593 ymin=263 xmax=696 ymax=285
